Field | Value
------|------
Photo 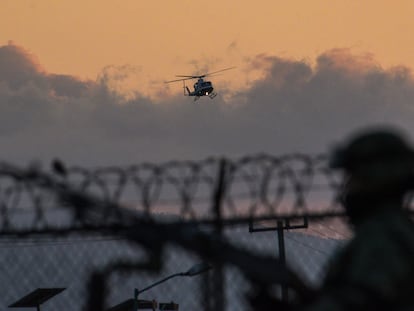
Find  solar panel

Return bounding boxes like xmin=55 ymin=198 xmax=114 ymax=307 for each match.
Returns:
xmin=9 ymin=288 xmax=66 ymax=310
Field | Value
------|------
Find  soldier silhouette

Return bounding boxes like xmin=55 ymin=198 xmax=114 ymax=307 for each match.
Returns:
xmin=302 ymin=128 xmax=414 ymax=310
xmin=250 ymin=127 xmax=414 ymax=310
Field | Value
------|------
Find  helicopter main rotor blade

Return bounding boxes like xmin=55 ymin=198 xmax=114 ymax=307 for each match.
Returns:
xmin=165 ymin=77 xmax=195 ymax=83
xmin=175 ymin=67 xmax=236 ymax=79
xmin=165 ymin=67 xmax=236 ymax=83
xmin=203 ymin=66 xmax=236 ymax=77
xmin=175 ymin=75 xmax=200 ymax=78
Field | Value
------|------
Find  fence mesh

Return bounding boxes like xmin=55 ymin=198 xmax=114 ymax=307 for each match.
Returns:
xmin=0 ymin=155 xmax=380 ymax=311
xmin=1 ymin=224 xmax=347 ymax=311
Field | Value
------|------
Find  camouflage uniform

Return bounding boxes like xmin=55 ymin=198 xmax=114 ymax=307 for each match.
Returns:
xmin=304 ymin=129 xmax=414 ymax=311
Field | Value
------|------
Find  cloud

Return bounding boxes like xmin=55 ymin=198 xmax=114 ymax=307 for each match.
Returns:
xmin=0 ymin=42 xmax=44 ymax=90
xmin=1 ymin=44 xmax=414 ymax=166
xmin=231 ymin=49 xmax=414 ymax=150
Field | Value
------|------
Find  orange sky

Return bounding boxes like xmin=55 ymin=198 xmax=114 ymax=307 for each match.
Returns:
xmin=1 ymin=0 xmax=414 ymax=97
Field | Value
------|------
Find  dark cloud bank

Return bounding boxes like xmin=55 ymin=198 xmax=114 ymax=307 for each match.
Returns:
xmin=1 ymin=43 xmax=414 ymax=166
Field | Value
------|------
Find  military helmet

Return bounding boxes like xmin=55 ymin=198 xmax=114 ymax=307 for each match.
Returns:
xmin=330 ymin=128 xmax=414 ymax=191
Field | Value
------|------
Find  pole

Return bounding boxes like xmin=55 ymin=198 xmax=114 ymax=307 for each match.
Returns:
xmin=133 ymin=264 xmax=211 ymax=311
xmin=136 ymin=273 xmax=183 ymax=294
xmin=277 ymin=220 xmax=288 ymax=302
xmin=249 ymin=217 xmax=308 ymax=303
xmin=134 ymin=288 xmax=138 ymax=311
xmin=134 ymin=273 xmax=183 ymax=311
xmin=203 ymin=158 xmax=227 ymax=311
xmin=212 ymin=159 xmax=226 ymax=311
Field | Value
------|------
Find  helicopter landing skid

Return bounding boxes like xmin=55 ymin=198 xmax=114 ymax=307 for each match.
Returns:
xmin=208 ymin=92 xmax=217 ymax=99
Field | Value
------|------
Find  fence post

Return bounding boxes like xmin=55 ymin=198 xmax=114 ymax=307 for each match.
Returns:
xmin=203 ymin=158 xmax=227 ymax=311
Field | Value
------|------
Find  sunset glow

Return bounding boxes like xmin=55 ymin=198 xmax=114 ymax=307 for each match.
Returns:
xmin=2 ymin=1 xmax=414 ymax=97
xmin=1 ymin=1 xmax=414 ymax=165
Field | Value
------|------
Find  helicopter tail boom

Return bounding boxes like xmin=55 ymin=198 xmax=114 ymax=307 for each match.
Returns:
xmin=181 ymin=80 xmax=191 ymax=96
xmin=185 ymin=86 xmax=191 ymax=96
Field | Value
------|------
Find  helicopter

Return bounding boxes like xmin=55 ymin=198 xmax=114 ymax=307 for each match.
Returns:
xmin=165 ymin=67 xmax=235 ymax=101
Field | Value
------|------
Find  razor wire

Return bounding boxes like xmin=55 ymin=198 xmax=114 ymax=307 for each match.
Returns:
xmin=0 ymin=154 xmax=345 ymax=235
xmin=0 ymin=154 xmax=356 ymax=311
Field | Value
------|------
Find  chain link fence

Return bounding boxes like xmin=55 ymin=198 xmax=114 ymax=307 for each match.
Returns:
xmin=0 ymin=225 xmax=347 ymax=311
xmin=0 ymin=155 xmax=367 ymax=311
